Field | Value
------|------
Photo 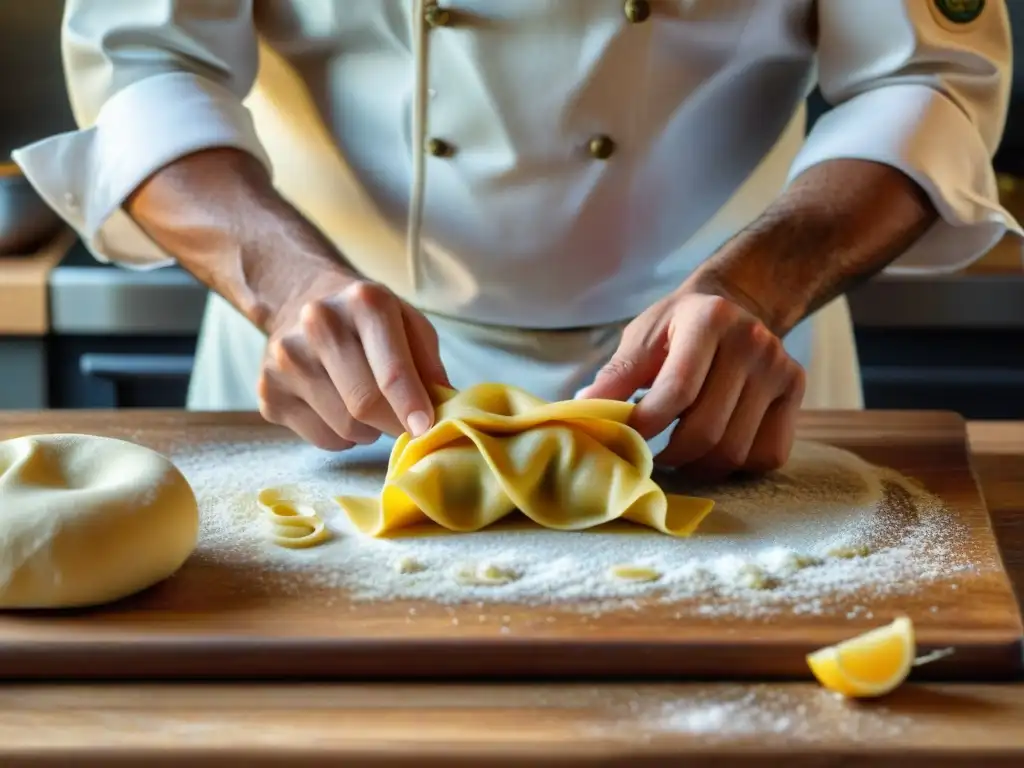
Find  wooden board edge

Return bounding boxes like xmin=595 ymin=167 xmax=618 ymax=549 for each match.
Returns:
xmin=961 ymin=439 xmax=1024 ymax=642
xmin=0 ymin=633 xmax=1018 ymax=682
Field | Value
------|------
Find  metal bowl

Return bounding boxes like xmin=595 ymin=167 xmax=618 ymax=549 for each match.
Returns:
xmin=0 ymin=161 xmax=65 ymax=256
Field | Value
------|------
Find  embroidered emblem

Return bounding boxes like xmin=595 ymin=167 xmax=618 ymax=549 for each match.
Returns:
xmin=933 ymin=0 xmax=985 ymax=25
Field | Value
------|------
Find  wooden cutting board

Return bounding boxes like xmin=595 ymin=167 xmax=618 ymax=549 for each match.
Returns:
xmin=0 ymin=410 xmax=1020 ymax=682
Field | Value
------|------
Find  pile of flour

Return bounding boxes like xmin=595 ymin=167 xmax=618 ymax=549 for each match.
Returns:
xmin=167 ymin=435 xmax=976 ymax=617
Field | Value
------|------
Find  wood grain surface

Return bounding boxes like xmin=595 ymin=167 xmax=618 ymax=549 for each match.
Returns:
xmin=0 ymin=419 xmax=1021 ymax=766
xmin=1 ymin=681 xmax=1023 ymax=768
xmin=0 ymin=410 xmax=1020 ymax=683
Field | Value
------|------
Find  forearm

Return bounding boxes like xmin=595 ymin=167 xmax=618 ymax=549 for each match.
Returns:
xmin=125 ymin=148 xmax=356 ymax=335
xmin=689 ymin=158 xmax=937 ymax=336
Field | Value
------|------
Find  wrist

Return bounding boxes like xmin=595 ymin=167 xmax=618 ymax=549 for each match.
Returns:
xmin=126 ymin=148 xmax=359 ymax=336
xmin=684 ymin=214 xmax=815 ymax=336
xmin=686 ymin=159 xmax=937 ymax=337
xmin=249 ymin=251 xmax=358 ymax=338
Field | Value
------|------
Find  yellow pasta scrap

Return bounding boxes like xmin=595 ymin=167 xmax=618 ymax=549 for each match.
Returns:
xmin=256 ymin=488 xmax=331 ymax=549
xmin=737 ymin=564 xmax=772 ymax=590
xmin=609 ymin=565 xmax=661 ymax=582
xmin=455 ymin=562 xmax=520 ymax=586
xmin=828 ymin=544 xmax=872 ymax=560
xmin=394 ymin=556 xmax=426 ymax=574
xmin=792 ymin=553 xmax=823 ymax=570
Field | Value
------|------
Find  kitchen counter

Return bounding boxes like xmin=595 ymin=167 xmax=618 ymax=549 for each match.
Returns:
xmin=0 ymin=417 xmax=1022 ymax=767
xmin=0 ymin=229 xmax=74 ymax=408
xmin=44 ymin=262 xmax=1024 ymax=333
xmin=0 ymin=228 xmax=71 ymax=336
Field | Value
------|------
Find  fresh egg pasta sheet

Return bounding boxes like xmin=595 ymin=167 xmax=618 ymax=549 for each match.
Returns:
xmin=336 ymin=383 xmax=714 ymax=537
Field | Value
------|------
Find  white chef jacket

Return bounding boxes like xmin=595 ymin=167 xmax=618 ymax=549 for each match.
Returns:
xmin=13 ymin=0 xmax=1021 ymax=412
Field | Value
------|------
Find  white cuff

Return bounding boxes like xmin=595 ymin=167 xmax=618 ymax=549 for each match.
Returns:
xmin=789 ymin=83 xmax=1023 ymax=274
xmin=12 ymin=72 xmax=271 ymax=270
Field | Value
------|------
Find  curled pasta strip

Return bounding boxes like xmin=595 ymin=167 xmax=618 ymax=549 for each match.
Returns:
xmin=256 ymin=488 xmax=331 ymax=549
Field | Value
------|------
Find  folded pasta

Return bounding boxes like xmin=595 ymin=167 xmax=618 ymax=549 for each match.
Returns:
xmin=335 ymin=383 xmax=715 ymax=537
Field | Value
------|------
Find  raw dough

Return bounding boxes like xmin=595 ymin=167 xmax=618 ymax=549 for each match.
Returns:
xmin=394 ymin=556 xmax=426 ymax=574
xmin=455 ymin=562 xmax=520 ymax=586
xmin=0 ymin=433 xmax=198 ymax=609
xmin=610 ymin=565 xmax=661 ymax=582
xmin=336 ymin=383 xmax=715 ymax=537
xmin=256 ymin=488 xmax=330 ymax=548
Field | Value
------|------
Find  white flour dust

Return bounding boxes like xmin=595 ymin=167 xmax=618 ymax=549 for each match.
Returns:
xmin=167 ymin=434 xmax=977 ymax=617
xmin=587 ymin=685 xmax=913 ymax=741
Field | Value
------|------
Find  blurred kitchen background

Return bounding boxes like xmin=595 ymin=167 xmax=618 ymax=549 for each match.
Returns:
xmin=2 ymin=1 xmax=1024 ymax=416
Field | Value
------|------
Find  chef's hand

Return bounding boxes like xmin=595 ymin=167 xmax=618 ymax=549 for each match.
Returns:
xmin=577 ymin=289 xmax=805 ymax=480
xmin=257 ymin=273 xmax=450 ymax=451
xmin=120 ymin=147 xmax=449 ymax=453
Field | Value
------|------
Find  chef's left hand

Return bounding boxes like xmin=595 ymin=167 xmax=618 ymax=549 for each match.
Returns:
xmin=577 ymin=288 xmax=805 ymax=480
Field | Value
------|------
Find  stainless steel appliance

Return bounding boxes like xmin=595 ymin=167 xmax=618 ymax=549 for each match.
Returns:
xmin=47 ymin=241 xmax=207 ymax=408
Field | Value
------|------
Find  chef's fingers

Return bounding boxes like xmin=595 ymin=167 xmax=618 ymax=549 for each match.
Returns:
xmin=629 ymin=317 xmax=719 ymax=439
xmin=283 ymin=400 xmax=358 ymax=452
xmin=682 ymin=381 xmax=777 ymax=482
xmin=257 ymin=384 xmax=355 ymax=452
xmin=653 ymin=346 xmax=749 ymax=468
xmin=401 ymin=304 xmax=451 ymax=389
xmin=347 ymin=283 xmax=436 ymax=437
xmin=264 ymin=331 xmax=376 ymax=442
xmin=576 ymin=322 xmax=664 ymax=404
xmin=745 ymin=369 xmax=805 ymax=473
xmin=682 ymin=336 xmax=796 ymax=478
xmin=305 ymin=367 xmax=383 ymax=445
xmin=298 ymin=302 xmax=395 ymax=439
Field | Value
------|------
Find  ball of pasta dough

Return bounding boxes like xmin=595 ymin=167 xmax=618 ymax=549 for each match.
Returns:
xmin=0 ymin=433 xmax=199 ymax=609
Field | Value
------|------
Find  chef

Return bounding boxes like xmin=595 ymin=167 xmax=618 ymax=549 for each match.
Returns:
xmin=14 ymin=0 xmax=1020 ymax=478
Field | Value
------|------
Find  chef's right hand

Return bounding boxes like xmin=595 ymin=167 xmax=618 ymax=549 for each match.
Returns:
xmin=257 ymin=273 xmax=451 ymax=451
xmin=118 ymin=147 xmax=448 ymax=451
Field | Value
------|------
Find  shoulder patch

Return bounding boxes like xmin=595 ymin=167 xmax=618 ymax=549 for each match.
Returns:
xmin=932 ymin=0 xmax=985 ymax=25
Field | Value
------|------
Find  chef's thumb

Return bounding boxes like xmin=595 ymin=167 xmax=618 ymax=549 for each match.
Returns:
xmin=575 ymin=342 xmax=660 ymax=402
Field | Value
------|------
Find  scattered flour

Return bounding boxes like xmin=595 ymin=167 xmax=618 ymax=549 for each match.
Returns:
xmin=167 ymin=434 xmax=979 ymax=617
xmin=594 ymin=685 xmax=913 ymax=741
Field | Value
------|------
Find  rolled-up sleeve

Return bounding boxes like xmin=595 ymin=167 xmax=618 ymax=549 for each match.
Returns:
xmin=11 ymin=0 xmax=269 ymax=269
xmin=789 ymin=0 xmax=1021 ymax=273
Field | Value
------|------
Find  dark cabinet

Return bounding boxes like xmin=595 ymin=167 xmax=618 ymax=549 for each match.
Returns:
xmin=855 ymin=328 xmax=1024 ymax=420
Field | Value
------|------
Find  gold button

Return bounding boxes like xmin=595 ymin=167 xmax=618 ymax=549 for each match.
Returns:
xmin=424 ymin=3 xmax=451 ymax=27
xmin=623 ymin=0 xmax=651 ymax=23
xmin=588 ymin=135 xmax=616 ymax=160
xmin=426 ymin=138 xmax=455 ymax=157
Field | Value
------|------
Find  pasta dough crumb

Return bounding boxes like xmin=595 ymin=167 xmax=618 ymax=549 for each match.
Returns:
xmin=828 ymin=544 xmax=871 ymax=560
xmin=610 ymin=565 xmax=661 ymax=582
xmin=395 ymin=556 xmax=426 ymax=574
xmin=792 ymin=554 xmax=823 ymax=569
xmin=737 ymin=564 xmax=773 ymax=590
xmin=455 ymin=562 xmax=520 ymax=586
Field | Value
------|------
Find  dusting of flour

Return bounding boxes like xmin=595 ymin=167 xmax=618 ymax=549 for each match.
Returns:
xmin=167 ymin=435 xmax=976 ymax=616
xmin=585 ymin=684 xmax=913 ymax=741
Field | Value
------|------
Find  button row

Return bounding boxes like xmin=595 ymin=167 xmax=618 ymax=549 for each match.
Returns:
xmin=424 ymin=4 xmax=451 ymax=28
xmin=426 ymin=133 xmax=617 ymax=160
xmin=421 ymin=1 xmax=649 ymax=161
xmin=422 ymin=1 xmax=652 ymax=28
